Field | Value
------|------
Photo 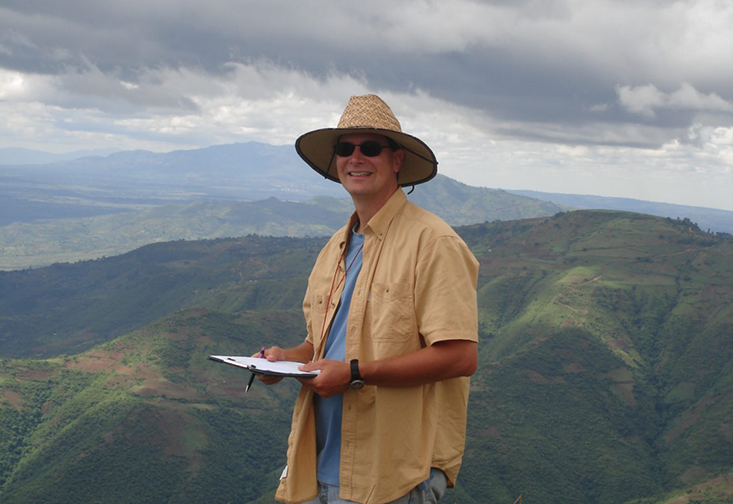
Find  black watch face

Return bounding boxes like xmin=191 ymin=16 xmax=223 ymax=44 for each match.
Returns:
xmin=349 ymin=379 xmax=365 ymax=390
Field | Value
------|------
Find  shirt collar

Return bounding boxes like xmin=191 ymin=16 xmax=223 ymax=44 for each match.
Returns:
xmin=363 ymin=188 xmax=407 ymax=240
xmin=338 ymin=188 xmax=407 ymax=249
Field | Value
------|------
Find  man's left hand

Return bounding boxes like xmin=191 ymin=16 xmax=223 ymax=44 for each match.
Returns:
xmin=297 ymin=359 xmax=350 ymax=398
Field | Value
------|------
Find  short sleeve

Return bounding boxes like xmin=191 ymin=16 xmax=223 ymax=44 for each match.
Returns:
xmin=414 ymin=235 xmax=479 ymax=346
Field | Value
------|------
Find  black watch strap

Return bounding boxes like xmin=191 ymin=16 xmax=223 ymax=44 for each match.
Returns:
xmin=348 ymin=359 xmax=365 ymax=390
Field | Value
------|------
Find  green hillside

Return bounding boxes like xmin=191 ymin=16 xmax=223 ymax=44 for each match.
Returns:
xmin=460 ymin=212 xmax=733 ymax=503
xmin=1 ymin=210 xmax=732 ymax=503
xmin=0 ymin=309 xmax=304 ymax=503
xmin=0 ymin=235 xmax=324 ymax=357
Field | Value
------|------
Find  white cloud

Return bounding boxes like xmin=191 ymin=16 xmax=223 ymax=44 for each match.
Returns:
xmin=670 ymin=83 xmax=733 ymax=112
xmin=0 ymin=62 xmax=371 ymax=151
xmin=617 ymin=83 xmax=733 ymax=117
xmin=616 ymin=84 xmax=667 ymax=118
xmin=0 ymin=69 xmax=25 ymax=99
xmin=447 ymin=129 xmax=733 ymax=211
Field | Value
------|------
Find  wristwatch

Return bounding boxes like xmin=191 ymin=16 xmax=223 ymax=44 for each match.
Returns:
xmin=348 ymin=359 xmax=365 ymax=390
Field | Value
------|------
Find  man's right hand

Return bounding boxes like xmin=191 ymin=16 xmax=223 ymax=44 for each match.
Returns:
xmin=254 ymin=341 xmax=316 ymax=386
xmin=254 ymin=346 xmax=286 ymax=385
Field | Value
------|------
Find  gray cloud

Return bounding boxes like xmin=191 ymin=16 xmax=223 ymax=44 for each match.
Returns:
xmin=4 ymin=1 xmax=730 ymax=140
xmin=1 ymin=0 xmax=732 ymax=210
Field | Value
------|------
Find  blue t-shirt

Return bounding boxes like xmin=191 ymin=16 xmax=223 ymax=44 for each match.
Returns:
xmin=313 ymin=230 xmax=364 ymax=485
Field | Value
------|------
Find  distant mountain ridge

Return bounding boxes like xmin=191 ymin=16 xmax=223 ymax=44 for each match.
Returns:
xmin=2 ymin=142 xmax=732 ymax=271
xmin=0 ymin=147 xmax=121 ymax=165
xmin=1 ymin=146 xmax=565 ymax=269
xmin=0 ymin=142 xmax=344 ymax=204
xmin=0 ymin=181 xmax=563 ymax=270
xmin=509 ymin=189 xmax=733 ymax=234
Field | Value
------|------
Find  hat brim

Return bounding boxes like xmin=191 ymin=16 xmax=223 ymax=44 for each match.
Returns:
xmin=295 ymin=127 xmax=438 ymax=187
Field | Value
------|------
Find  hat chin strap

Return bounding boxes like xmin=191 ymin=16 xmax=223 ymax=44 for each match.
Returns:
xmin=394 ymin=166 xmax=415 ymax=193
xmin=398 ymin=142 xmax=437 ymax=166
xmin=324 ymin=149 xmax=337 ymax=180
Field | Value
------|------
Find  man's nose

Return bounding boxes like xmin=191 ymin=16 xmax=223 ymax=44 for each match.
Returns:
xmin=349 ymin=146 xmax=366 ymax=161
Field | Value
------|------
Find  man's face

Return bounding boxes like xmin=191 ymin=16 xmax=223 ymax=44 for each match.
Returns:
xmin=335 ymin=133 xmax=404 ymax=202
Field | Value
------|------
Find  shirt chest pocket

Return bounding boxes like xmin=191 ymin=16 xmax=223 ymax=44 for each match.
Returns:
xmin=368 ymin=282 xmax=416 ymax=341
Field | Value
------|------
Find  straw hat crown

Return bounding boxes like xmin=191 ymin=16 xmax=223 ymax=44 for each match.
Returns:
xmin=295 ymin=94 xmax=438 ymax=187
xmin=337 ymin=95 xmax=402 ymax=131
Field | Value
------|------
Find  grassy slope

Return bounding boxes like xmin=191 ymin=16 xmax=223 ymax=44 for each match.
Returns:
xmin=1 ymin=210 xmax=732 ymax=503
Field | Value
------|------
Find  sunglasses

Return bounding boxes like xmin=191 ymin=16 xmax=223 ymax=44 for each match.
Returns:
xmin=334 ymin=141 xmax=393 ymax=158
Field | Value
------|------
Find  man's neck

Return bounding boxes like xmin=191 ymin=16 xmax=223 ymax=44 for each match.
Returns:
xmin=351 ymin=188 xmax=399 ymax=234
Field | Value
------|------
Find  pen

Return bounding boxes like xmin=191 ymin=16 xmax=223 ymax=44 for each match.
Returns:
xmin=245 ymin=347 xmax=265 ymax=393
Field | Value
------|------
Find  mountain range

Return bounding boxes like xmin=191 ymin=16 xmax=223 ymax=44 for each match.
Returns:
xmin=1 ymin=210 xmax=732 ymax=503
xmin=0 ymin=147 xmax=121 ymax=165
xmin=0 ymin=141 xmax=567 ymax=269
xmin=2 ymin=142 xmax=732 ymax=271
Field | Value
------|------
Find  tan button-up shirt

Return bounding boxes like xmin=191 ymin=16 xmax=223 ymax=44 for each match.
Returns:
xmin=276 ymin=189 xmax=479 ymax=504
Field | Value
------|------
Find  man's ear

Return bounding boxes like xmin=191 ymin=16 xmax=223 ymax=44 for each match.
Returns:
xmin=393 ymin=149 xmax=405 ymax=174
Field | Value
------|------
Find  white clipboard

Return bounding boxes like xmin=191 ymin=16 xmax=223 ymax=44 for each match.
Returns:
xmin=209 ymin=355 xmax=320 ymax=378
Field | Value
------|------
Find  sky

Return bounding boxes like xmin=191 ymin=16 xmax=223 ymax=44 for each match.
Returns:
xmin=1 ymin=0 xmax=732 ymax=211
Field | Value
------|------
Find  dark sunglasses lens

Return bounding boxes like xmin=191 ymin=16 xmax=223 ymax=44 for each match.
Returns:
xmin=359 ymin=141 xmax=384 ymax=157
xmin=334 ymin=142 xmax=356 ymax=157
xmin=334 ymin=141 xmax=388 ymax=157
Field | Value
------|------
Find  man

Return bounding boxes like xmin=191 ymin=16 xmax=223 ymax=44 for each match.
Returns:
xmin=260 ymin=94 xmax=479 ymax=504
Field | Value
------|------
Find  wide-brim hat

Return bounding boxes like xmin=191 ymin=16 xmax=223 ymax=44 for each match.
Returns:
xmin=295 ymin=94 xmax=438 ymax=187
